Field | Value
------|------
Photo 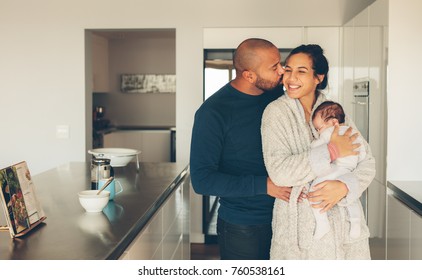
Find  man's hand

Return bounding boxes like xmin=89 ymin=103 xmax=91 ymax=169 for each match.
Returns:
xmin=329 ymin=125 xmax=360 ymax=158
xmin=308 ymin=180 xmax=348 ymax=212
xmin=267 ymin=178 xmax=292 ymax=202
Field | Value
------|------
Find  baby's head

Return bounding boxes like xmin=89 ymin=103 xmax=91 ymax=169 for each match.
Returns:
xmin=312 ymin=101 xmax=345 ymax=134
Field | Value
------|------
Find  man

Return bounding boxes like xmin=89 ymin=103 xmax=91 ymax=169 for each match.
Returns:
xmin=190 ymin=38 xmax=288 ymax=259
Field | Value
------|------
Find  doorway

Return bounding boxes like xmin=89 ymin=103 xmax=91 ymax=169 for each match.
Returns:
xmin=85 ymin=29 xmax=176 ymax=160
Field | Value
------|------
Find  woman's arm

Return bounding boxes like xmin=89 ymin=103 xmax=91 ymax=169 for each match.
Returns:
xmin=261 ymin=101 xmax=317 ymax=187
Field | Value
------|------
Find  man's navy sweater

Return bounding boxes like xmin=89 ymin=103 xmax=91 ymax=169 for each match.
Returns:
xmin=190 ymin=83 xmax=283 ymax=225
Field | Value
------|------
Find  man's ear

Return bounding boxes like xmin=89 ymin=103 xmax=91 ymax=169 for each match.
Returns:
xmin=242 ymin=70 xmax=255 ymax=83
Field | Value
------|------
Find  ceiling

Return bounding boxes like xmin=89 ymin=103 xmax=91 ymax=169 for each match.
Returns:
xmin=91 ymin=0 xmax=377 ymax=40
xmin=92 ymin=29 xmax=175 ymax=40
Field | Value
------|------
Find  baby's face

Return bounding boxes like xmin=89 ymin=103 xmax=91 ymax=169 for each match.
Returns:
xmin=313 ymin=112 xmax=334 ymax=134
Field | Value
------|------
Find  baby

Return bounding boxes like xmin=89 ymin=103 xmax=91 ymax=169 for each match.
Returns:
xmin=310 ymin=101 xmax=366 ymax=240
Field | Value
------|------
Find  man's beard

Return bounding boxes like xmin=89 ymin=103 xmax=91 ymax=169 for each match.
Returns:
xmin=255 ymin=75 xmax=283 ymax=91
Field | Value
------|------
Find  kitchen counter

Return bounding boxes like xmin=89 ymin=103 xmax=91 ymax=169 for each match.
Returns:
xmin=0 ymin=161 xmax=188 ymax=260
xmin=97 ymin=125 xmax=175 ymax=135
xmin=387 ymin=181 xmax=422 ymax=216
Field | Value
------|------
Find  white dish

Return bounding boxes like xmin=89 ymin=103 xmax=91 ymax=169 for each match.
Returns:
xmin=88 ymin=148 xmax=141 ymax=167
xmin=78 ymin=190 xmax=110 ymax=213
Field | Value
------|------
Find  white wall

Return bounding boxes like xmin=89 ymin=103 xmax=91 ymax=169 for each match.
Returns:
xmin=387 ymin=0 xmax=422 ymax=180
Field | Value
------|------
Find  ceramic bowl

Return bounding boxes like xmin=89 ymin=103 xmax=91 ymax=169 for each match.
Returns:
xmin=78 ymin=190 xmax=110 ymax=213
xmin=88 ymin=148 xmax=141 ymax=167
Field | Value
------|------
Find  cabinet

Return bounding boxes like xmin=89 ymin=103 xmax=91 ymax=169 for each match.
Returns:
xmin=410 ymin=211 xmax=422 ymax=259
xmin=120 ymin=171 xmax=190 ymax=260
xmin=203 ymin=27 xmax=303 ymax=49
xmin=341 ymin=2 xmax=388 ymax=259
xmin=104 ymin=130 xmax=172 ymax=162
xmin=92 ymin=34 xmax=109 ymax=93
xmin=386 ymin=194 xmax=410 ymax=259
xmin=305 ymin=27 xmax=341 ymax=101
xmin=386 ymin=193 xmax=422 ymax=259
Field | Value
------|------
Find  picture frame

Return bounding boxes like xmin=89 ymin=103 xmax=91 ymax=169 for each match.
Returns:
xmin=121 ymin=74 xmax=176 ymax=93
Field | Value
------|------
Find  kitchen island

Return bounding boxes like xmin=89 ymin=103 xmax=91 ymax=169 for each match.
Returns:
xmin=0 ymin=161 xmax=190 ymax=260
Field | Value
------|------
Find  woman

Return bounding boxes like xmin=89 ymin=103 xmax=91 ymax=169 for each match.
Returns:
xmin=261 ymin=44 xmax=375 ymax=259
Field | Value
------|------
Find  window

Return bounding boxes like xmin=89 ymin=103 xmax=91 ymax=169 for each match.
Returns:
xmin=203 ymin=48 xmax=292 ymax=100
xmin=204 ymin=49 xmax=235 ymax=100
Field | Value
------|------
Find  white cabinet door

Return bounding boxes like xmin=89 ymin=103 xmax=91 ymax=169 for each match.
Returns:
xmin=353 ymin=8 xmax=370 ymax=80
xmin=119 ymin=208 xmax=163 ymax=260
xmin=342 ymin=22 xmax=355 ymax=118
xmin=104 ymin=130 xmax=171 ymax=162
xmin=410 ymin=211 xmax=422 ymax=260
xmin=386 ymin=194 xmax=410 ymax=259
xmin=162 ymin=184 xmax=183 ymax=259
xmin=119 ymin=174 xmax=189 ymax=260
xmin=203 ymin=27 xmax=303 ymax=49
xmin=182 ymin=173 xmax=191 ymax=260
xmin=305 ymin=27 xmax=341 ymax=102
xmin=369 ymin=26 xmax=387 ymax=183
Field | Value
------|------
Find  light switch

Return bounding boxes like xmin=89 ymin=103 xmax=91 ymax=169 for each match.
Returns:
xmin=56 ymin=125 xmax=70 ymax=139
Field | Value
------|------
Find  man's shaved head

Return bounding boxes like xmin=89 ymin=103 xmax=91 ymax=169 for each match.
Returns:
xmin=233 ymin=38 xmax=277 ymax=73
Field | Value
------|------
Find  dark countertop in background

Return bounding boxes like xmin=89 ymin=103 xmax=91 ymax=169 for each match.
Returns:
xmin=387 ymin=181 xmax=422 ymax=216
xmin=97 ymin=125 xmax=176 ymax=135
xmin=0 ymin=161 xmax=188 ymax=260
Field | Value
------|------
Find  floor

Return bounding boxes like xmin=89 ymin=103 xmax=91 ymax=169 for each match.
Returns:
xmin=190 ymin=238 xmax=385 ymax=260
xmin=190 ymin=210 xmax=386 ymax=260
xmin=190 ymin=199 xmax=386 ymax=260
xmin=191 ymin=205 xmax=220 ymax=260
xmin=191 ymin=243 xmax=220 ymax=260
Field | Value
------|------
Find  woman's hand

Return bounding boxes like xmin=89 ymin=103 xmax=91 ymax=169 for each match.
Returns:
xmin=267 ymin=178 xmax=292 ymax=202
xmin=329 ymin=125 xmax=360 ymax=158
xmin=308 ymin=180 xmax=348 ymax=212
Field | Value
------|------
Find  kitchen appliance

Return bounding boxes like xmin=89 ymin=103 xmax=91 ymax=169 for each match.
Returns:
xmin=90 ymin=158 xmax=113 ymax=190
xmin=93 ymin=106 xmax=111 ymax=148
xmin=94 ymin=106 xmax=106 ymax=120
xmin=352 ymin=80 xmax=370 ymax=221
xmin=353 ymin=81 xmax=369 ymax=141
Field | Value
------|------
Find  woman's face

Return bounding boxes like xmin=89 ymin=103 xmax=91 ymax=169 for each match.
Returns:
xmin=282 ymin=53 xmax=322 ymax=100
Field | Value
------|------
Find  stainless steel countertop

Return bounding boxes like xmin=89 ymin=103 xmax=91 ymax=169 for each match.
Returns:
xmin=387 ymin=181 xmax=422 ymax=216
xmin=0 ymin=161 xmax=188 ymax=260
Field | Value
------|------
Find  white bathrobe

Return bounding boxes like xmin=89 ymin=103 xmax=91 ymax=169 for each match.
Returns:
xmin=261 ymin=93 xmax=376 ymax=260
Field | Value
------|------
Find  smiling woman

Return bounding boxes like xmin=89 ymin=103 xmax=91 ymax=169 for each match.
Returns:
xmin=261 ymin=44 xmax=375 ymax=260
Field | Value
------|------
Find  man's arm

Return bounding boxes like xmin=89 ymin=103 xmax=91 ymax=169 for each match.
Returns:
xmin=190 ymin=108 xmax=268 ymax=197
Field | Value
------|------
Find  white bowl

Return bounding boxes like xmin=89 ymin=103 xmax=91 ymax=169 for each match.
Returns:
xmin=78 ymin=190 xmax=110 ymax=213
xmin=88 ymin=148 xmax=141 ymax=167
